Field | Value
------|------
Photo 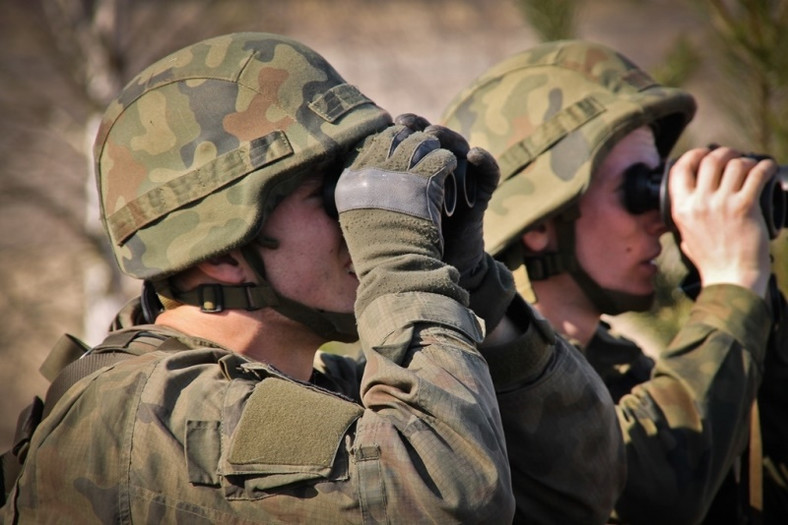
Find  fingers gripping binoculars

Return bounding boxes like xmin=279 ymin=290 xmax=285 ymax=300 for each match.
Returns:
xmin=322 ymin=158 xmax=476 ymax=220
xmin=623 ymin=153 xmax=788 ymax=240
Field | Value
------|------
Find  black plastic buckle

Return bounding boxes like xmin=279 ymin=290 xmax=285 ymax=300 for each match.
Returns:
xmin=198 ymin=284 xmax=224 ymax=313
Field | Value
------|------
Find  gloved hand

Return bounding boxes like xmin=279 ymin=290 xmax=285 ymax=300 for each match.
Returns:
xmin=395 ymin=114 xmax=515 ymax=330
xmin=336 ymin=124 xmax=467 ymax=316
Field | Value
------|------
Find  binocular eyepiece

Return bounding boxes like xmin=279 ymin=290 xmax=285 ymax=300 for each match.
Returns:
xmin=623 ymin=153 xmax=788 ymax=240
xmin=322 ymin=158 xmax=477 ymax=220
xmin=442 ymin=158 xmax=476 ymax=217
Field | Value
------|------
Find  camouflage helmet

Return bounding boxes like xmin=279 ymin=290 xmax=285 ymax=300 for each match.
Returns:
xmin=440 ymin=39 xmax=697 ymax=258
xmin=95 ymin=32 xmax=392 ymax=281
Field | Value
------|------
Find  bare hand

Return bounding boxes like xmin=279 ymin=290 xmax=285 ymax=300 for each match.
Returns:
xmin=668 ymin=146 xmax=775 ymax=298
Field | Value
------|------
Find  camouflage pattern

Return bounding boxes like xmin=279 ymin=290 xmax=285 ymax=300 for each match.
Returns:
xmin=591 ymin=284 xmax=770 ymax=523
xmin=94 ymin=32 xmax=392 ymax=280
xmin=474 ymin=296 xmax=626 ymax=523
xmin=581 ymin=323 xmax=654 ymax=404
xmin=2 ymin=290 xmax=516 ymax=523
xmin=440 ymin=39 xmax=696 ymax=257
xmin=3 ymin=32 xmax=524 ymax=523
xmin=439 ymin=39 xmax=781 ymax=524
xmin=3 ymin=32 xmax=633 ymax=523
xmin=334 ymin=118 xmax=627 ymax=523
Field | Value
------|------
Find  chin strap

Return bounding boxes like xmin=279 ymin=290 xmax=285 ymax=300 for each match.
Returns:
xmin=154 ymin=240 xmax=359 ymax=343
xmin=520 ymin=208 xmax=654 ymax=315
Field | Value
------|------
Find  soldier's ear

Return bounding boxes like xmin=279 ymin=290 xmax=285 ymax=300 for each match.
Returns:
xmin=521 ymin=221 xmax=555 ymax=254
xmin=195 ymin=250 xmax=247 ymax=284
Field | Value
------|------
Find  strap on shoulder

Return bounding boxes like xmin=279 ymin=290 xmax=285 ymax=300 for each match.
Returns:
xmin=2 ymin=327 xmax=188 ymax=506
xmin=42 ymin=351 xmax=139 ymax=418
xmin=39 ymin=333 xmax=91 ymax=382
xmin=42 ymin=328 xmax=186 ymax=418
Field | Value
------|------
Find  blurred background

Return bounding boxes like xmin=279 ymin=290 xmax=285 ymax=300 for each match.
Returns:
xmin=1 ymin=0 xmax=786 ymax=449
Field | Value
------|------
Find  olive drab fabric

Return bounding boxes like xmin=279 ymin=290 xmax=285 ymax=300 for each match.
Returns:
xmin=473 ymin=295 xmax=625 ymax=523
xmin=440 ymin=39 xmax=696 ymax=258
xmin=2 ymin=32 xmax=629 ymax=524
xmin=336 ymin=125 xmax=467 ymax=316
xmin=582 ymin=322 xmax=655 ymax=404
xmin=95 ymin=32 xmax=391 ymax=281
xmin=589 ymin=284 xmax=787 ymax=525
xmin=2 ymin=296 xmax=517 ymax=523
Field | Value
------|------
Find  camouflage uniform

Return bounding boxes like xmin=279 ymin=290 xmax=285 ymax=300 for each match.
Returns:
xmin=2 ymin=33 xmax=516 ymax=523
xmin=320 ymin=292 xmax=626 ymax=525
xmin=1 ymin=33 xmax=628 ymax=524
xmin=56 ymin=292 xmax=626 ymax=525
xmin=475 ymin=295 xmax=626 ymax=524
xmin=580 ymin=294 xmax=788 ymax=525
xmin=581 ymin=323 xmax=654 ymax=404
xmin=3 ymin=297 xmax=517 ymax=523
xmin=441 ymin=40 xmax=780 ymax=524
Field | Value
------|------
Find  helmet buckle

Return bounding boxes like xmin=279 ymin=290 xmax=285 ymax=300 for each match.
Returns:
xmin=198 ymin=284 xmax=225 ymax=313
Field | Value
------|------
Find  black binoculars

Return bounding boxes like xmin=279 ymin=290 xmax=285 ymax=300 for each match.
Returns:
xmin=442 ymin=158 xmax=476 ymax=217
xmin=322 ymin=158 xmax=476 ymax=220
xmin=623 ymin=153 xmax=788 ymax=240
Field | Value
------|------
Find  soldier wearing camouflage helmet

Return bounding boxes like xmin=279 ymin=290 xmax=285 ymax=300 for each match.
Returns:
xmin=1 ymin=32 xmax=521 ymax=522
xmin=442 ymin=39 xmax=786 ymax=523
xmin=1 ymin=32 xmax=629 ymax=523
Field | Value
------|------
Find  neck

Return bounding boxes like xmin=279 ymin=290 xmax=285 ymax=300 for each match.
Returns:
xmin=531 ymin=273 xmax=600 ymax=347
xmin=155 ymin=305 xmax=324 ymax=381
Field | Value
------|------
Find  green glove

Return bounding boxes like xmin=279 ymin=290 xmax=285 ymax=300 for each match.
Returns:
xmin=336 ymin=124 xmax=468 ymax=316
xmin=395 ymin=114 xmax=516 ymax=330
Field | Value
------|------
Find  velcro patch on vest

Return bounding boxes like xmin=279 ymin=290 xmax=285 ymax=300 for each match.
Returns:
xmin=227 ymin=377 xmax=363 ymax=471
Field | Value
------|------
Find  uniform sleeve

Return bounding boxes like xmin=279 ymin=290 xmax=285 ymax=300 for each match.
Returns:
xmin=759 ymin=285 xmax=788 ymax=524
xmin=480 ymin=295 xmax=626 ymax=525
xmin=614 ymin=284 xmax=771 ymax=525
xmin=3 ymin=324 xmax=514 ymax=525
xmin=350 ymin=291 xmax=515 ymax=523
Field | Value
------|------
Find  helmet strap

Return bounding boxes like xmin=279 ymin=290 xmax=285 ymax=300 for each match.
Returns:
xmin=156 ymin=240 xmax=358 ymax=342
xmin=238 ymin=242 xmax=359 ymax=342
xmin=522 ymin=209 xmax=580 ymax=281
xmin=154 ymin=242 xmax=358 ymax=343
xmin=524 ymin=209 xmax=654 ymax=315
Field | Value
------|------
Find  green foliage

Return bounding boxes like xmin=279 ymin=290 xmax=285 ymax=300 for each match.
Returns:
xmin=695 ymin=0 xmax=788 ymax=296
xmin=650 ymin=36 xmax=702 ymax=89
xmin=514 ymin=0 xmax=577 ymax=41
xmin=698 ymin=0 xmax=788 ymax=157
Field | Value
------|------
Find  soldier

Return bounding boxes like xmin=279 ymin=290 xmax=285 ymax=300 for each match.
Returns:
xmin=441 ymin=39 xmax=787 ymax=524
xmin=1 ymin=33 xmax=625 ymax=523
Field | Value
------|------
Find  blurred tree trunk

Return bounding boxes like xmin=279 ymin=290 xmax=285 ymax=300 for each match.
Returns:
xmin=42 ymin=0 xmax=132 ymax=341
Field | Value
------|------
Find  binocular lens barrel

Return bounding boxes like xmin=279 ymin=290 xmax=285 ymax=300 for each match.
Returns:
xmin=623 ymin=158 xmax=787 ymax=240
xmin=443 ymin=159 xmax=476 ymax=217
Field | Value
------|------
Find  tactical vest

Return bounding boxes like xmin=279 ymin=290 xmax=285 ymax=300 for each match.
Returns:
xmin=0 ymin=328 xmax=187 ymax=505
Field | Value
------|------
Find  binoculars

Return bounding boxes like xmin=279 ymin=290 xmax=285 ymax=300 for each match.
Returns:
xmin=442 ymin=158 xmax=476 ymax=217
xmin=623 ymin=153 xmax=788 ymax=240
xmin=322 ymin=158 xmax=477 ymax=220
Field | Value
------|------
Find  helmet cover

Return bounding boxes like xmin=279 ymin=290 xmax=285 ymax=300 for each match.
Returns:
xmin=441 ymin=39 xmax=696 ymax=257
xmin=95 ymin=32 xmax=392 ymax=280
